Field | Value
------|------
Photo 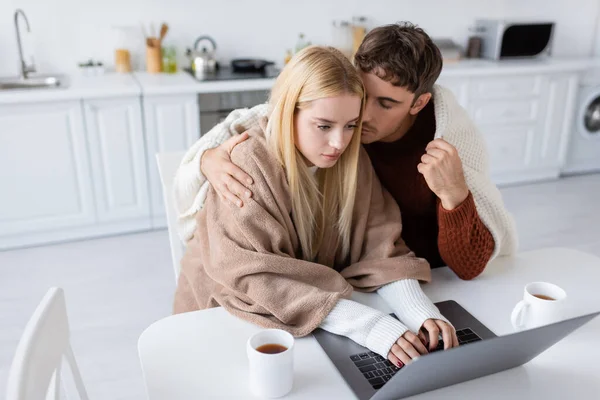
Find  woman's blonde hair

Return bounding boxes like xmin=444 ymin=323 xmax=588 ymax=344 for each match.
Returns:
xmin=267 ymin=46 xmax=365 ymax=261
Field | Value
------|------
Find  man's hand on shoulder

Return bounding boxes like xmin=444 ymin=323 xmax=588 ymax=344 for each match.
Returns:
xmin=201 ymin=132 xmax=254 ymax=207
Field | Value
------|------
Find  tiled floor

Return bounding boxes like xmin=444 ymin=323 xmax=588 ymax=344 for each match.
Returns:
xmin=1 ymin=173 xmax=599 ymax=399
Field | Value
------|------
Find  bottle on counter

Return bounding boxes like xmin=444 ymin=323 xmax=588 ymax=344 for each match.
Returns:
xmin=284 ymin=49 xmax=293 ymax=65
xmin=351 ymin=16 xmax=367 ymax=58
xmin=294 ymin=33 xmax=309 ymax=54
xmin=162 ymin=45 xmax=178 ymax=73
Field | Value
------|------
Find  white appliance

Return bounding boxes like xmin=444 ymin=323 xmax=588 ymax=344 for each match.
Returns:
xmin=563 ymin=70 xmax=600 ymax=174
xmin=475 ymin=19 xmax=554 ymax=60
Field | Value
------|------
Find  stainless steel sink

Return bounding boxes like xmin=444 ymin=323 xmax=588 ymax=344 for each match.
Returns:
xmin=0 ymin=75 xmax=64 ymax=90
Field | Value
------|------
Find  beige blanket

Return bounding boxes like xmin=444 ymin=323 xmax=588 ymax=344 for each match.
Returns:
xmin=174 ymin=122 xmax=431 ymax=337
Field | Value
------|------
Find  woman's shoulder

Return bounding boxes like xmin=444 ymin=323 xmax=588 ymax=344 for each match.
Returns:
xmin=230 ymin=122 xmax=273 ymax=168
xmin=230 ymin=120 xmax=289 ymax=193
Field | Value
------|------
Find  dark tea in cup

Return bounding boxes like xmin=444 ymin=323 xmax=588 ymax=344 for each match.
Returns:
xmin=533 ymin=294 xmax=556 ymax=301
xmin=256 ymin=343 xmax=288 ymax=354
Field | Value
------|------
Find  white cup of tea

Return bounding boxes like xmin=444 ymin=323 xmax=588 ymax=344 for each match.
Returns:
xmin=247 ymin=329 xmax=295 ymax=398
xmin=511 ymin=282 xmax=567 ymax=331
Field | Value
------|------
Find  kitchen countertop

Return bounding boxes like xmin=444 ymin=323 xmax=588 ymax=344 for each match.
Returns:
xmin=1 ymin=58 xmax=599 ymax=104
xmin=441 ymin=57 xmax=597 ymax=77
xmin=0 ymin=73 xmax=141 ymax=104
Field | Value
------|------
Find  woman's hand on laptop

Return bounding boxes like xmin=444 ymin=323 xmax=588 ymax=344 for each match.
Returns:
xmin=421 ymin=319 xmax=459 ymax=351
xmin=387 ymin=331 xmax=429 ymax=368
xmin=201 ymin=133 xmax=254 ymax=207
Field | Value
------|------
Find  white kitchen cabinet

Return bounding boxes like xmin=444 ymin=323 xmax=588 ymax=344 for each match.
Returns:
xmin=437 ymin=77 xmax=469 ymax=108
xmin=479 ymin=125 xmax=537 ymax=175
xmin=0 ymin=62 xmax=587 ymax=250
xmin=463 ymin=72 xmax=580 ymax=185
xmin=537 ymin=74 xmax=580 ymax=169
xmin=84 ymin=96 xmax=151 ymax=228
xmin=0 ymin=101 xmax=95 ymax=249
xmin=142 ymin=94 xmax=200 ymax=228
xmin=468 ymin=75 xmax=544 ymax=99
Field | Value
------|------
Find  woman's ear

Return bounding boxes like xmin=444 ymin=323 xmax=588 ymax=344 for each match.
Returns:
xmin=409 ymin=92 xmax=432 ymax=116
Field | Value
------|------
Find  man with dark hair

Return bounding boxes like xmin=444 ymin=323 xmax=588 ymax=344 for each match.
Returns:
xmin=173 ymin=22 xmax=517 ymax=281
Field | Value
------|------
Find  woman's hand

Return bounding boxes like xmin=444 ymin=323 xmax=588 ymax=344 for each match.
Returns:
xmin=200 ymin=133 xmax=254 ymax=207
xmin=387 ymin=331 xmax=428 ymax=368
xmin=421 ymin=319 xmax=459 ymax=351
xmin=386 ymin=319 xmax=458 ymax=367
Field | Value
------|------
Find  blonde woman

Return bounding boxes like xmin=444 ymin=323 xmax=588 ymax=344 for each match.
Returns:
xmin=174 ymin=46 xmax=458 ymax=368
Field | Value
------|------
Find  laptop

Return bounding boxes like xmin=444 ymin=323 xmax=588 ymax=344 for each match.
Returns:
xmin=313 ymin=300 xmax=599 ymax=400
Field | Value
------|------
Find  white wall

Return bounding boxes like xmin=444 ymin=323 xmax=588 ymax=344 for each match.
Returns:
xmin=0 ymin=0 xmax=599 ymax=76
xmin=592 ymin=1 xmax=600 ymax=57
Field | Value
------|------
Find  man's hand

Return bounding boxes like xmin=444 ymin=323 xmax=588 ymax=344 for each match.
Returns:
xmin=417 ymin=138 xmax=469 ymax=210
xmin=420 ymin=319 xmax=459 ymax=351
xmin=200 ymin=133 xmax=254 ymax=207
xmin=387 ymin=331 xmax=428 ymax=368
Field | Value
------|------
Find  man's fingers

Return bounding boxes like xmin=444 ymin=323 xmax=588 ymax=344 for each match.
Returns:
xmin=423 ymin=320 xmax=440 ymax=351
xmin=223 ymin=190 xmax=243 ymax=207
xmin=225 ymin=132 xmax=250 ymax=153
xmin=426 ymin=148 xmax=446 ymax=160
xmin=225 ymin=176 xmax=252 ymax=200
xmin=427 ymin=138 xmax=456 ymax=155
xmin=417 ymin=163 xmax=427 ymax=174
xmin=404 ymin=332 xmax=428 ymax=355
xmin=226 ymin=164 xmax=254 ymax=187
xmin=390 ymin=343 xmax=412 ymax=366
xmin=219 ymin=181 xmax=243 ymax=207
xmin=420 ymin=154 xmax=437 ymax=164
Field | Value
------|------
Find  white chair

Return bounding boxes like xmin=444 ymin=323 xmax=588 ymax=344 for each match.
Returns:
xmin=155 ymin=152 xmax=186 ymax=282
xmin=6 ymin=287 xmax=89 ymax=400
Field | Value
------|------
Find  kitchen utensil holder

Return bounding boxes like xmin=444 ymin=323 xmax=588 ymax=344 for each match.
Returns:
xmin=146 ymin=42 xmax=162 ymax=73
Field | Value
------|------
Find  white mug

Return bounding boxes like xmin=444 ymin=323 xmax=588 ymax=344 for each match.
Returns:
xmin=247 ymin=329 xmax=294 ymax=398
xmin=511 ymin=282 xmax=567 ymax=331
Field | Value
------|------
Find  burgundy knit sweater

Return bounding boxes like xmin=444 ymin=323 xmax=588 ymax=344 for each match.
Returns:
xmin=364 ymin=102 xmax=495 ymax=280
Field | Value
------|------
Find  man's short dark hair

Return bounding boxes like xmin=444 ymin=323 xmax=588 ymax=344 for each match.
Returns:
xmin=354 ymin=22 xmax=443 ymax=100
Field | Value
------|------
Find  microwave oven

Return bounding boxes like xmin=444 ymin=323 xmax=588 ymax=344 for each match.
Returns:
xmin=475 ymin=19 xmax=555 ymax=60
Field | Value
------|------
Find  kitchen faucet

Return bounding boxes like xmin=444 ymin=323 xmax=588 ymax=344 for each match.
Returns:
xmin=14 ymin=9 xmax=35 ymax=79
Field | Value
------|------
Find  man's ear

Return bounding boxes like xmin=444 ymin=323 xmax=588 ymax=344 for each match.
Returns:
xmin=409 ymin=92 xmax=432 ymax=116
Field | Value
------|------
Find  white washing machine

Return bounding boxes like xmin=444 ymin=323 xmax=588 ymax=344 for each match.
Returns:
xmin=563 ymin=70 xmax=600 ymax=174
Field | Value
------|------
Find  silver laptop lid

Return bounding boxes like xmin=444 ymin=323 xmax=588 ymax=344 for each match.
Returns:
xmin=371 ymin=311 xmax=600 ymax=400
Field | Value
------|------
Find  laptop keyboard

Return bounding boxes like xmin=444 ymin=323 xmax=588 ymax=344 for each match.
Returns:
xmin=350 ymin=328 xmax=482 ymax=390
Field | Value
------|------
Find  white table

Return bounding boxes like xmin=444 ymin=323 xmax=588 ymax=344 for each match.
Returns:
xmin=138 ymin=248 xmax=600 ymax=399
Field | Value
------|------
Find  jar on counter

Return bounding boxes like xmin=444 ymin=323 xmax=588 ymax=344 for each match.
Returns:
xmin=113 ymin=25 xmax=138 ymax=72
xmin=466 ymin=26 xmax=485 ymax=59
